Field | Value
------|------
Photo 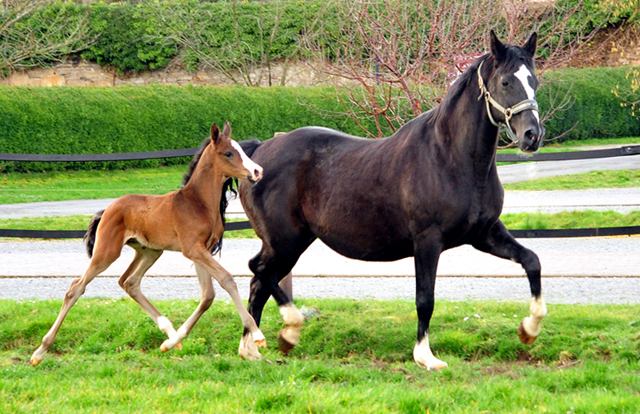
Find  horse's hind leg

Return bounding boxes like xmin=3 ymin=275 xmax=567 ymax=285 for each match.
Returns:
xmin=473 ymin=220 xmax=547 ymax=344
xmin=247 ymin=245 xmax=308 ymax=355
xmin=30 ymin=244 xmax=121 ymax=366
xmin=117 ymin=247 xmax=182 ymax=349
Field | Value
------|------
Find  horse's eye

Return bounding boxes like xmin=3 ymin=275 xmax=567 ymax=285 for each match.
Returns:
xmin=224 ymin=152 xmax=233 ymax=158
xmin=501 ymin=79 xmax=509 ymax=87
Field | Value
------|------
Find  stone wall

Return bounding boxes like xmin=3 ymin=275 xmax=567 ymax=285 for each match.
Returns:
xmin=1 ymin=58 xmax=327 ymax=87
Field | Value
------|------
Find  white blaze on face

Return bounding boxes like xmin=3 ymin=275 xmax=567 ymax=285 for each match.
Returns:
xmin=231 ymin=140 xmax=263 ymax=180
xmin=514 ymin=64 xmax=540 ymax=122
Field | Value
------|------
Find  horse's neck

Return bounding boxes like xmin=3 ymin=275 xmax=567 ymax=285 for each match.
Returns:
xmin=439 ymin=77 xmax=500 ymax=180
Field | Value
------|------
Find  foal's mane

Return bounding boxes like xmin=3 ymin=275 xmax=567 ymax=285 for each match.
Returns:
xmin=181 ymin=135 xmax=236 ymax=256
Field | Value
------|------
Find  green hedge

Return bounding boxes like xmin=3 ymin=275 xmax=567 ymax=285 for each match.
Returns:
xmin=1 ymin=66 xmax=638 ymax=172
xmin=538 ymin=66 xmax=640 ymax=141
xmin=0 ymin=85 xmax=382 ymax=172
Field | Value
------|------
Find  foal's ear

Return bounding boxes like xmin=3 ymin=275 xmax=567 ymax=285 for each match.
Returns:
xmin=211 ymin=123 xmax=220 ymax=145
xmin=222 ymin=121 xmax=231 ymax=139
xmin=523 ymin=32 xmax=537 ymax=57
xmin=489 ymin=30 xmax=507 ymax=62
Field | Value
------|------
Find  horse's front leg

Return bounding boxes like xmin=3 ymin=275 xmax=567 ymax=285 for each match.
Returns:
xmin=413 ymin=231 xmax=448 ymax=371
xmin=473 ymin=220 xmax=547 ymax=345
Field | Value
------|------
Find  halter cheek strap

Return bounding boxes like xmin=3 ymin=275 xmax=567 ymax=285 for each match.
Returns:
xmin=477 ymin=61 xmax=539 ymax=143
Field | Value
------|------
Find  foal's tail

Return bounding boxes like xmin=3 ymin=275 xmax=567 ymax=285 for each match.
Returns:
xmin=238 ymin=138 xmax=263 ymax=158
xmin=84 ymin=210 xmax=105 ymax=259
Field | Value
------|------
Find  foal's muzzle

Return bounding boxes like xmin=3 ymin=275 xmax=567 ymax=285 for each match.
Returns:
xmin=248 ymin=166 xmax=263 ymax=183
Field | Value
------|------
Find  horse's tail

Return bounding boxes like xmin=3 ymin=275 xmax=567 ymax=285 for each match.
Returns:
xmin=84 ymin=210 xmax=105 ymax=259
xmin=238 ymin=138 xmax=263 ymax=158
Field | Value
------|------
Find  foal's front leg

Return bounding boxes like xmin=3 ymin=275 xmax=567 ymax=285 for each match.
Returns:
xmin=176 ymin=245 xmax=265 ymax=360
xmin=473 ymin=220 xmax=547 ymax=344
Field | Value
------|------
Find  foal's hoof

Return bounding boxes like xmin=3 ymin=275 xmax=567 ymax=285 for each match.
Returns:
xmin=255 ymin=338 xmax=267 ymax=349
xmin=160 ymin=339 xmax=182 ymax=353
xmin=518 ymin=321 xmax=537 ymax=345
xmin=29 ymin=356 xmax=42 ymax=367
xmin=277 ymin=331 xmax=296 ymax=355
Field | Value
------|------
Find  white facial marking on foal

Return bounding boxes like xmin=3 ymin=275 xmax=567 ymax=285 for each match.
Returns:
xmin=514 ymin=64 xmax=540 ymax=122
xmin=231 ymin=140 xmax=262 ymax=177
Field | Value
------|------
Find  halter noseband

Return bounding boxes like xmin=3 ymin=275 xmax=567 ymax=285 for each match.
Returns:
xmin=477 ymin=60 xmax=539 ymax=143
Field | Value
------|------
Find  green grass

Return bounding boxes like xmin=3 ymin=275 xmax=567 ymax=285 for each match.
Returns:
xmin=1 ymin=139 xmax=640 ymax=205
xmin=1 ymin=298 xmax=639 ymax=413
xmin=502 ymin=169 xmax=640 ymax=191
xmin=0 ymin=165 xmax=185 ymax=204
xmin=2 ymin=211 xmax=638 ymax=238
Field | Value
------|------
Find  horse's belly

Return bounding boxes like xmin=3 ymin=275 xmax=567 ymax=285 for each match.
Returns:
xmin=317 ymin=232 xmax=413 ymax=262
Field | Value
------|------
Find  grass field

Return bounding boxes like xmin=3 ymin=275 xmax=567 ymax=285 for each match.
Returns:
xmin=1 ymin=138 xmax=640 ymax=205
xmin=1 ymin=298 xmax=639 ymax=413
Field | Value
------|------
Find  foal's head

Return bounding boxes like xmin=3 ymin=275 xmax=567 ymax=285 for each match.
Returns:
xmin=207 ymin=122 xmax=263 ymax=183
xmin=481 ymin=31 xmax=544 ymax=153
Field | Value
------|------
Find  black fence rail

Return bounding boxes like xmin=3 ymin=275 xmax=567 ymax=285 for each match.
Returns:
xmin=2 ymin=144 xmax=639 ymax=239
xmin=2 ymin=145 xmax=639 ymax=163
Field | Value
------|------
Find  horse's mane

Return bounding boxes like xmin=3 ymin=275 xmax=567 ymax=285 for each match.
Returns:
xmin=181 ymin=135 xmax=236 ymax=256
xmin=424 ymin=45 xmax=531 ymax=126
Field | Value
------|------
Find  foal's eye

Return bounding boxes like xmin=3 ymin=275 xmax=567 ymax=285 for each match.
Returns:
xmin=223 ymin=152 xmax=233 ymax=158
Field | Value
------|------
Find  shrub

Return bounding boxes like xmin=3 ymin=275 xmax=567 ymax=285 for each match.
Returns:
xmin=0 ymin=85 xmax=380 ymax=172
xmin=538 ymin=66 xmax=640 ymax=141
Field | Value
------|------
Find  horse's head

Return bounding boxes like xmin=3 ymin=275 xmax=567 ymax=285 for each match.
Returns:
xmin=210 ymin=122 xmax=263 ymax=183
xmin=480 ymin=31 xmax=544 ymax=153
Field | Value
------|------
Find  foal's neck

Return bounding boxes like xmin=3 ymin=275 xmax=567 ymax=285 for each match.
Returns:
xmin=182 ymin=149 xmax=225 ymax=207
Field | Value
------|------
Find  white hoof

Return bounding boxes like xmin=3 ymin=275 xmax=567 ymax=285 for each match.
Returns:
xmin=413 ymin=336 xmax=448 ymax=371
xmin=239 ymin=333 xmax=263 ymax=361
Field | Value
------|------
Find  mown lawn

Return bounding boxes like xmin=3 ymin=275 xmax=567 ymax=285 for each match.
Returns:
xmin=2 ymin=298 xmax=639 ymax=413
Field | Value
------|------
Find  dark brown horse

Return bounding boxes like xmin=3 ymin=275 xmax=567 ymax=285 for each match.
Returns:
xmin=237 ymin=32 xmax=546 ymax=370
xmin=31 ymin=122 xmax=266 ymax=366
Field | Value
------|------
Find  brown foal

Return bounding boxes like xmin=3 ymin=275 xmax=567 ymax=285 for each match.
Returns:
xmin=31 ymin=122 xmax=265 ymax=366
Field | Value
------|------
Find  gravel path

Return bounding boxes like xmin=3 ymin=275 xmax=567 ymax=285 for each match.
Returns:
xmin=2 ymin=237 xmax=639 ymax=303
xmin=1 ymin=156 xmax=638 ymax=303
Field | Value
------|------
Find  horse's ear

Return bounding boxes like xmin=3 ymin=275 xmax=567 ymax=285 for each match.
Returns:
xmin=211 ymin=123 xmax=220 ymax=145
xmin=523 ymin=32 xmax=537 ymax=57
xmin=222 ymin=121 xmax=231 ymax=139
xmin=489 ymin=30 xmax=507 ymax=63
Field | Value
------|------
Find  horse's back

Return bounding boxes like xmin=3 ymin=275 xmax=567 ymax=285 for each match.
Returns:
xmin=241 ymin=127 xmax=415 ymax=261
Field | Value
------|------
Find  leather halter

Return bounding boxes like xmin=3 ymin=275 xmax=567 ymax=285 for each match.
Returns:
xmin=477 ymin=60 xmax=539 ymax=143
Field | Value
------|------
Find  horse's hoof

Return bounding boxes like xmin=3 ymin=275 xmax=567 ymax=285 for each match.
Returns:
xmin=29 ymin=356 xmax=42 ymax=367
xmin=518 ymin=321 xmax=537 ymax=345
xmin=419 ymin=359 xmax=448 ymax=371
xmin=255 ymin=338 xmax=267 ymax=349
xmin=277 ymin=331 xmax=296 ymax=355
xmin=174 ymin=342 xmax=183 ymax=351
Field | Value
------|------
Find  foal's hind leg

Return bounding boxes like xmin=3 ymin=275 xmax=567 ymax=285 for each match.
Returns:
xmin=118 ymin=247 xmax=182 ymax=349
xmin=159 ymin=263 xmax=216 ymax=353
xmin=473 ymin=220 xmax=547 ymax=344
xmin=30 ymin=244 xmax=121 ymax=366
